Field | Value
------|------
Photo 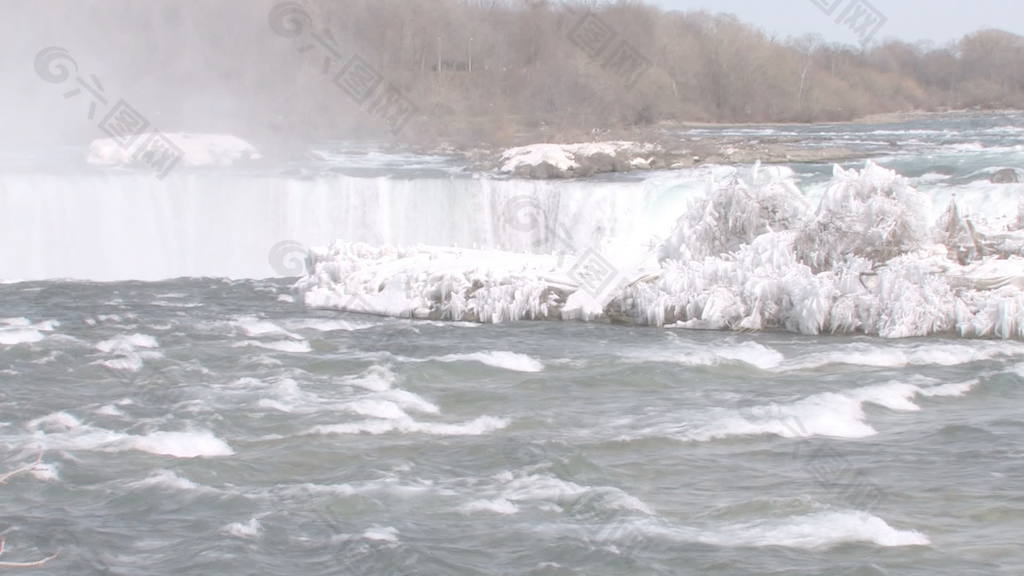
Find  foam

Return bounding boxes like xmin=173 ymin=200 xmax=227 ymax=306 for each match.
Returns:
xmin=254 ymin=378 xmax=311 ymax=413
xmin=373 ymin=389 xmax=440 ymax=415
xmin=0 ymin=317 xmax=32 ymax=326
xmin=128 ymin=469 xmax=202 ymax=491
xmin=27 ymin=411 xmax=83 ymax=432
xmin=234 ymin=316 xmax=296 ymax=337
xmin=782 ymin=342 xmax=1024 ymax=371
xmin=309 ymin=415 xmax=507 ymax=437
xmin=494 ymin=471 xmax=655 ymax=515
xmin=235 ymin=339 xmax=311 ymax=353
xmin=412 ymin=321 xmax=482 ymax=328
xmin=676 ymin=378 xmax=978 ymax=441
xmin=343 ymin=399 xmax=410 ymax=420
xmin=1012 ymin=363 xmax=1024 ymax=378
xmin=222 ymin=518 xmax=263 ymax=539
xmin=342 ymin=366 xmax=397 ymax=392
xmin=0 ymin=328 xmax=46 ymax=346
xmin=432 ymin=351 xmax=545 ymax=373
xmin=255 ymin=368 xmax=441 ymax=423
xmin=626 ymin=341 xmax=784 ymax=370
xmin=460 ymin=498 xmax=520 ymax=515
xmin=917 ymin=379 xmax=978 ymax=397
xmin=128 ymin=430 xmax=235 ymax=458
xmin=98 ymin=355 xmax=145 ymax=373
xmin=285 ymin=318 xmax=377 ymax=332
xmin=703 ymin=510 xmax=930 ymax=549
xmin=0 ymin=318 xmax=57 ymax=346
xmin=362 ymin=526 xmax=399 ymax=543
xmin=95 ymin=333 xmax=160 ymax=353
xmin=29 ymin=416 xmax=234 ymax=458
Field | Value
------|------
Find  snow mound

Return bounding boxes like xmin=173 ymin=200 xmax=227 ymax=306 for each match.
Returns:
xmin=499 ymin=141 xmax=662 ymax=179
xmin=87 ymin=133 xmax=261 ymax=169
xmin=299 ymin=161 xmax=1024 ymax=339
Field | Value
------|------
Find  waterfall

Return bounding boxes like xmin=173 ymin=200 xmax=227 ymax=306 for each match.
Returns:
xmin=0 ymin=170 xmax=707 ymax=281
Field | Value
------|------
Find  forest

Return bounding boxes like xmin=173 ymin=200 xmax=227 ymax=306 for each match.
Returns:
xmin=279 ymin=0 xmax=1024 ymax=143
xmin=6 ymin=0 xmax=1023 ymax=147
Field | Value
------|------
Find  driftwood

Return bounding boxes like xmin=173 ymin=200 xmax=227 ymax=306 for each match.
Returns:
xmin=0 ymin=453 xmax=58 ymax=568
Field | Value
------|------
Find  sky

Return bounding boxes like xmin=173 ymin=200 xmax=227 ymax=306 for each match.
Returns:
xmin=649 ymin=0 xmax=1023 ymax=46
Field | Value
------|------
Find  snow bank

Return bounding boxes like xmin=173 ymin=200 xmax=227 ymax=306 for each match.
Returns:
xmin=299 ymin=161 xmax=1024 ymax=339
xmin=87 ymin=133 xmax=261 ymax=168
xmin=499 ymin=141 xmax=661 ymax=179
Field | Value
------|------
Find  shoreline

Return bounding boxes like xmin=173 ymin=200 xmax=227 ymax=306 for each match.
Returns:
xmin=415 ymin=109 xmax=1020 ymax=178
xmin=671 ymin=107 xmax=1022 ymax=129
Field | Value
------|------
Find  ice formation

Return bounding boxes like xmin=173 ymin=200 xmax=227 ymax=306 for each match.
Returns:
xmin=87 ymin=133 xmax=262 ymax=168
xmin=299 ymin=243 xmax=574 ymax=323
xmin=300 ymin=161 xmax=1024 ymax=339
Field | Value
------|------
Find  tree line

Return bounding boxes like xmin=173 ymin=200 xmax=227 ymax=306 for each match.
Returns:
xmin=8 ymin=0 xmax=1023 ymax=148
xmin=293 ymin=0 xmax=1023 ymax=144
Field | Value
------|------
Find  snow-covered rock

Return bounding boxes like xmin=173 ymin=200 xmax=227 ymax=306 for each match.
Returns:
xmin=298 ymin=161 xmax=1024 ymax=339
xmin=499 ymin=141 xmax=662 ymax=179
xmin=87 ymin=133 xmax=262 ymax=169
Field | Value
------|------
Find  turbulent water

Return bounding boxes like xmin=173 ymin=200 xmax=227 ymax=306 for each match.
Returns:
xmin=1 ymin=113 xmax=1023 ymax=575
xmin=2 ymin=279 xmax=1023 ymax=575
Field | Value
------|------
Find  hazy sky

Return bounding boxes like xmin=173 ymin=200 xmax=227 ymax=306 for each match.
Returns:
xmin=649 ymin=0 xmax=1022 ymax=46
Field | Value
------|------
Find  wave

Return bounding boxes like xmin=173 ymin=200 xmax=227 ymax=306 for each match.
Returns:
xmin=622 ymin=340 xmax=784 ymax=370
xmin=127 ymin=469 xmax=205 ymax=492
xmin=778 ymin=341 xmax=1024 ymax=371
xmin=428 ymin=351 xmax=545 ymax=373
xmin=221 ymin=518 xmax=263 ymax=540
xmin=235 ymin=367 xmax=440 ymax=421
xmin=307 ymin=415 xmax=507 ymax=437
xmin=646 ymin=377 xmax=978 ymax=442
xmin=0 ymin=318 xmax=58 ymax=346
xmin=696 ymin=510 xmax=930 ymax=548
xmin=25 ymin=411 xmax=234 ymax=458
xmin=234 ymin=339 xmax=311 ymax=353
xmin=242 ymin=365 xmax=508 ymax=437
xmin=575 ymin=509 xmax=927 ymax=550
